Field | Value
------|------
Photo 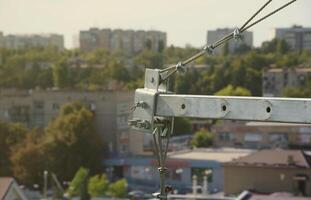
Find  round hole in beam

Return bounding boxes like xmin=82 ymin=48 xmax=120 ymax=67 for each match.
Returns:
xmin=222 ymin=105 xmax=227 ymax=112
xmin=181 ymin=104 xmax=186 ymax=110
xmin=266 ymin=107 xmax=271 ymax=113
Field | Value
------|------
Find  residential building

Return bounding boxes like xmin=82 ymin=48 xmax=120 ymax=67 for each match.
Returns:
xmin=104 ymin=148 xmax=253 ymax=193
xmin=0 ymin=89 xmax=136 ymax=156
xmin=79 ymin=28 xmax=166 ymax=55
xmin=212 ymin=121 xmax=311 ymax=149
xmin=0 ymin=32 xmax=64 ymax=50
xmin=263 ymin=67 xmax=311 ymax=97
xmin=274 ymin=26 xmax=311 ymax=51
xmin=207 ymin=28 xmax=253 ymax=55
xmin=0 ymin=177 xmax=28 ymax=200
xmin=224 ymin=149 xmax=311 ymax=196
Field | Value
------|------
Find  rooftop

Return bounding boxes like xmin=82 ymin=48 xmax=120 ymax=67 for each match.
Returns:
xmin=227 ymin=149 xmax=311 ymax=168
xmin=168 ymin=148 xmax=253 ymax=163
xmin=0 ymin=177 xmax=13 ymax=199
xmin=266 ymin=68 xmax=311 ymax=73
xmin=248 ymin=192 xmax=311 ymax=200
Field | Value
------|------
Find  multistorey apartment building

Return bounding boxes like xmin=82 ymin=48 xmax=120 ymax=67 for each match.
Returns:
xmin=0 ymin=89 xmax=142 ymax=156
xmin=262 ymin=67 xmax=311 ymax=97
xmin=212 ymin=121 xmax=311 ymax=149
xmin=79 ymin=28 xmax=166 ymax=55
xmin=0 ymin=32 xmax=64 ymax=50
xmin=274 ymin=25 xmax=311 ymax=52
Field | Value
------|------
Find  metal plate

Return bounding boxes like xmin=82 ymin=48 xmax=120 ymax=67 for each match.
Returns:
xmin=131 ymin=88 xmax=158 ymax=133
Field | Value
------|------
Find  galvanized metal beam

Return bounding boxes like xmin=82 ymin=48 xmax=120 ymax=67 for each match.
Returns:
xmin=156 ymin=94 xmax=311 ymax=124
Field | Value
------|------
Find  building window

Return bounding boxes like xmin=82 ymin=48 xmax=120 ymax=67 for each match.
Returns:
xmin=269 ymin=133 xmax=288 ymax=143
xmin=244 ymin=133 xmax=262 ymax=142
xmin=218 ymin=132 xmax=235 ymax=142
xmin=299 ymin=75 xmax=306 ymax=86
xmin=8 ymin=105 xmax=30 ymax=124
xmin=33 ymin=101 xmax=44 ymax=110
xmin=120 ymin=144 xmax=128 ymax=153
xmin=52 ymin=103 xmax=59 ymax=111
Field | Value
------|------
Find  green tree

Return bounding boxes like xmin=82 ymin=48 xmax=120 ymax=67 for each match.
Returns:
xmin=52 ymin=61 xmax=69 ymax=88
xmin=107 ymin=179 xmax=127 ymax=198
xmin=44 ymin=102 xmax=103 ymax=182
xmin=10 ymin=130 xmax=45 ymax=186
xmin=0 ymin=121 xmax=28 ymax=176
xmin=277 ymin=39 xmax=290 ymax=54
xmin=283 ymin=87 xmax=309 ymax=98
xmin=173 ymin=118 xmax=192 ymax=136
xmin=134 ymin=50 xmax=164 ymax=68
xmin=191 ymin=130 xmax=214 ymax=148
xmin=215 ymin=85 xmax=251 ymax=96
xmin=67 ymin=167 xmax=90 ymax=198
xmin=222 ymin=43 xmax=229 ymax=56
xmin=88 ymin=174 xmax=109 ymax=197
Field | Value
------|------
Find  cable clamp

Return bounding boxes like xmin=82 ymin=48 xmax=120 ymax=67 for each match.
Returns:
xmin=233 ymin=28 xmax=242 ymax=40
xmin=175 ymin=62 xmax=186 ymax=73
xmin=203 ymin=45 xmax=213 ymax=55
xmin=158 ymin=167 xmax=167 ymax=173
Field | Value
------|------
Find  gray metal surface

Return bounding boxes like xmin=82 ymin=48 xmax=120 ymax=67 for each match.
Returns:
xmin=131 ymin=88 xmax=158 ymax=132
xmin=156 ymin=94 xmax=311 ymax=124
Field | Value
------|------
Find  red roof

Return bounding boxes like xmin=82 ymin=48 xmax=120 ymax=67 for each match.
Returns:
xmin=0 ymin=177 xmax=14 ymax=199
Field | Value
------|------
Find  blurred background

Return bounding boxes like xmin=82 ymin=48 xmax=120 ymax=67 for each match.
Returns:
xmin=0 ymin=0 xmax=311 ymax=200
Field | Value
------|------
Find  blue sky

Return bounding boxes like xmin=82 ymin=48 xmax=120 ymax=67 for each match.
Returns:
xmin=0 ymin=0 xmax=310 ymax=48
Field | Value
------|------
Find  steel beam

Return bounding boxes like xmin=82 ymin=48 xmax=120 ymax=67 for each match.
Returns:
xmin=156 ymin=94 xmax=311 ymax=124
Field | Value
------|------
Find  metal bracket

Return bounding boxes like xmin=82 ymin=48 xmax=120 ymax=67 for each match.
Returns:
xmin=130 ymin=69 xmax=173 ymax=133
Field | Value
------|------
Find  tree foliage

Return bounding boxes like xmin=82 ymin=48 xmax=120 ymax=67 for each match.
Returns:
xmin=0 ymin=122 xmax=28 ymax=176
xmin=6 ymin=102 xmax=104 ymax=187
xmin=67 ymin=167 xmax=89 ymax=198
xmin=0 ymin=38 xmax=310 ymax=96
xmin=10 ymin=131 xmax=45 ymax=186
xmin=88 ymin=174 xmax=109 ymax=197
xmin=173 ymin=118 xmax=192 ymax=135
xmin=191 ymin=130 xmax=214 ymax=148
xmin=215 ymin=85 xmax=251 ymax=96
xmin=44 ymin=102 xmax=103 ymax=182
xmin=107 ymin=179 xmax=127 ymax=198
